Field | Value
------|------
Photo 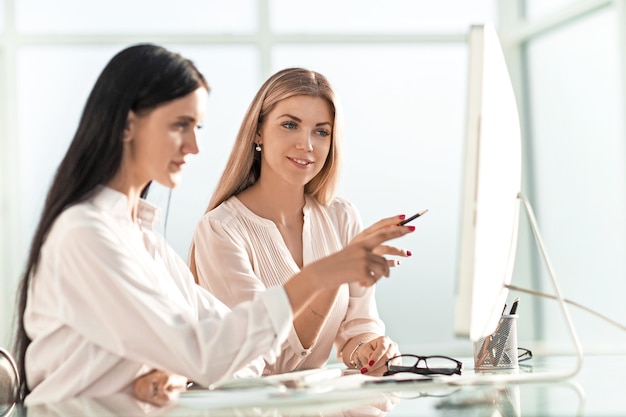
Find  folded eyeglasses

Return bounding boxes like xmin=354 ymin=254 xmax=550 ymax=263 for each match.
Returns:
xmin=384 ymin=354 xmax=463 ymax=377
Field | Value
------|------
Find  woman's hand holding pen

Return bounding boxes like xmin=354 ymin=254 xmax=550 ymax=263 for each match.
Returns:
xmin=305 ymin=215 xmax=415 ymax=288
xmin=284 ymin=215 xmax=413 ymax=323
xmin=350 ymin=214 xmax=415 ymax=270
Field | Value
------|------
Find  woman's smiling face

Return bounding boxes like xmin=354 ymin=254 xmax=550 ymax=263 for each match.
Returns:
xmin=256 ymin=95 xmax=333 ymax=189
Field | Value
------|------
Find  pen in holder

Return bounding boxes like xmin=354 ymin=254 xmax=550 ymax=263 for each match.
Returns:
xmin=473 ymin=314 xmax=519 ymax=371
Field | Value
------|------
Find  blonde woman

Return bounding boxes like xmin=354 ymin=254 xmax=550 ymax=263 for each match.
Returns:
xmin=190 ymin=68 xmax=413 ymax=376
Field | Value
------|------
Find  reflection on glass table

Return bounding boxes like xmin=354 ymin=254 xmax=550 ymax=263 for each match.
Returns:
xmin=12 ymin=390 xmax=400 ymax=417
xmin=10 ymin=355 xmax=626 ymax=417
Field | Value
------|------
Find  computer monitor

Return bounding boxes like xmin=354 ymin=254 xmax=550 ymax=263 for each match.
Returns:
xmin=454 ymin=23 xmax=522 ymax=343
xmin=451 ymin=25 xmax=584 ymax=383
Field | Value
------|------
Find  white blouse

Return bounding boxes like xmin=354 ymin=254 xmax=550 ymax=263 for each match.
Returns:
xmin=24 ymin=186 xmax=292 ymax=405
xmin=192 ymin=195 xmax=385 ymax=374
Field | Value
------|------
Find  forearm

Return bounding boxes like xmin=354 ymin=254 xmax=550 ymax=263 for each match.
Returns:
xmin=283 ymin=270 xmax=323 ymax=317
xmin=293 ymin=287 xmax=340 ymax=349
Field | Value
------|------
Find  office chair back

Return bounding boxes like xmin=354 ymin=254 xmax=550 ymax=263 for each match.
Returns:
xmin=0 ymin=347 xmax=19 ymax=412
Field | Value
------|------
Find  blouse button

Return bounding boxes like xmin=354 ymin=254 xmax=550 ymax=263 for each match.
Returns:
xmin=301 ymin=351 xmax=307 ymax=356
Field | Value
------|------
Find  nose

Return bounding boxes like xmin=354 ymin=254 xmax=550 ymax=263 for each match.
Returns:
xmin=183 ymin=130 xmax=200 ymax=155
xmin=296 ymin=132 xmax=313 ymax=152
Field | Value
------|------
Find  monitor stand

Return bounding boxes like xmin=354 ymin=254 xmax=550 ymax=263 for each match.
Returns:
xmin=454 ymin=193 xmax=584 ymax=386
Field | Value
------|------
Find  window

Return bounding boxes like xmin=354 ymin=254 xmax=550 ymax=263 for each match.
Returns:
xmin=525 ymin=0 xmax=589 ymax=20
xmin=523 ymin=6 xmax=626 ymax=342
xmin=270 ymin=0 xmax=496 ymax=33
xmin=15 ymin=0 xmax=258 ymax=34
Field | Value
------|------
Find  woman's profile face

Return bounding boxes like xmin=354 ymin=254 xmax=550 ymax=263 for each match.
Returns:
xmin=124 ymin=87 xmax=208 ymax=189
xmin=256 ymin=95 xmax=332 ymax=189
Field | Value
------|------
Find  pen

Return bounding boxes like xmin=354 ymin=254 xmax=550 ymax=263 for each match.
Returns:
xmin=398 ymin=209 xmax=428 ymax=226
xmin=492 ymin=299 xmax=520 ymax=365
xmin=490 ymin=318 xmax=509 ymax=366
xmin=476 ymin=302 xmax=507 ymax=365
xmin=476 ymin=336 xmax=493 ymax=366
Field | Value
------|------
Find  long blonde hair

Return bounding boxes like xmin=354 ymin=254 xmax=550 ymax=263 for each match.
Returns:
xmin=189 ymin=68 xmax=344 ymax=281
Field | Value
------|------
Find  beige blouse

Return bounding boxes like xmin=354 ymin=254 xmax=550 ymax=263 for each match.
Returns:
xmin=192 ymin=195 xmax=385 ymax=374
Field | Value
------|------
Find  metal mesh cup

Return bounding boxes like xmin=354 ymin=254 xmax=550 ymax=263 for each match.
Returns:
xmin=473 ymin=314 xmax=519 ymax=370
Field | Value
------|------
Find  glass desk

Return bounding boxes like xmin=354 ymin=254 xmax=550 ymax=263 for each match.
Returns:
xmin=8 ymin=354 xmax=626 ymax=416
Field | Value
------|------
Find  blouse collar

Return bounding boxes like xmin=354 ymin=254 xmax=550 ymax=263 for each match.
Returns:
xmin=91 ymin=185 xmax=161 ymax=230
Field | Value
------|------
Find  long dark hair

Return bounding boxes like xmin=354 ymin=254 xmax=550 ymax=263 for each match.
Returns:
xmin=12 ymin=43 xmax=208 ymax=402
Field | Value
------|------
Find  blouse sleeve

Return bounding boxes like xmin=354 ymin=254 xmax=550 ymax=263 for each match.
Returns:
xmin=46 ymin=215 xmax=292 ymax=388
xmin=192 ymin=215 xmax=267 ymax=307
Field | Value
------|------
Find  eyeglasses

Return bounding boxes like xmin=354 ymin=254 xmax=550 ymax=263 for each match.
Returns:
xmin=517 ymin=347 xmax=533 ymax=362
xmin=384 ymin=354 xmax=463 ymax=376
xmin=499 ymin=346 xmax=533 ymax=364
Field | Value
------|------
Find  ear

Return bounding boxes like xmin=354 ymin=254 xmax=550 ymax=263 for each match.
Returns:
xmin=123 ymin=110 xmax=137 ymax=143
xmin=255 ymin=131 xmax=262 ymax=144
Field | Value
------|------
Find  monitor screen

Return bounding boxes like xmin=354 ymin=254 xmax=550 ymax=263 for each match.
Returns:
xmin=454 ymin=23 xmax=522 ymax=342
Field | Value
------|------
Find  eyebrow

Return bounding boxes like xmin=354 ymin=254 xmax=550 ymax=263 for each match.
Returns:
xmin=277 ymin=113 xmax=332 ymax=127
xmin=176 ymin=115 xmax=199 ymax=124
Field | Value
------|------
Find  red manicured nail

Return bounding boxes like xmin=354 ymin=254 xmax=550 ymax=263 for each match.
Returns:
xmin=407 ymin=250 xmax=412 ymax=257
xmin=369 ymin=360 xmax=375 ymax=367
xmin=399 ymin=214 xmax=406 ymax=220
xmin=360 ymin=367 xmax=368 ymax=374
xmin=408 ymin=226 xmax=415 ymax=231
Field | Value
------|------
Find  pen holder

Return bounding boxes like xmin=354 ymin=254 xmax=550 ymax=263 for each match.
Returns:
xmin=473 ymin=314 xmax=519 ymax=371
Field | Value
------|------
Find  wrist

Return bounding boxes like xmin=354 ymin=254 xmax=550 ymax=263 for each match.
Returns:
xmin=348 ymin=340 xmax=365 ymax=369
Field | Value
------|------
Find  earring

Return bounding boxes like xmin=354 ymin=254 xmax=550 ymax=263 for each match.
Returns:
xmin=255 ymin=144 xmax=261 ymax=152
